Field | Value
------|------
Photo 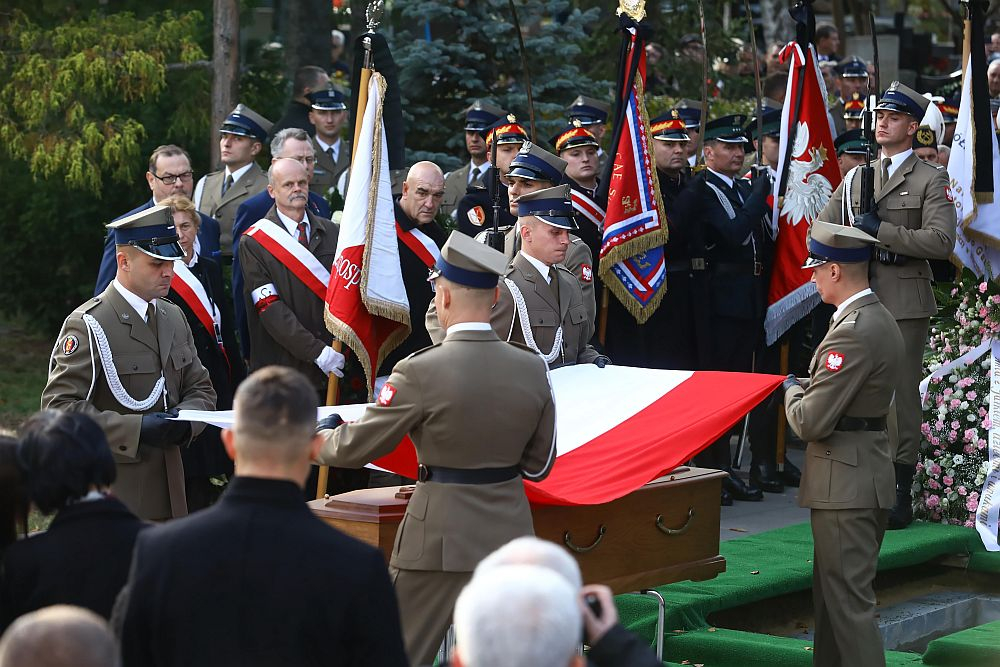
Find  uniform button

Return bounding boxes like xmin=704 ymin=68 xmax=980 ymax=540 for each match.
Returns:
xmin=132 ymin=364 xmax=139 ymax=371
xmin=118 ymin=445 xmax=127 ymax=451
xmin=825 ymin=450 xmax=832 ymax=455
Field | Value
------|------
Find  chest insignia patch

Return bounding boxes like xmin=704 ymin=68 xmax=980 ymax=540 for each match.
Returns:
xmin=467 ymin=206 xmax=486 ymax=227
xmin=62 ymin=334 xmax=80 ymax=356
xmin=825 ymin=351 xmax=845 ymax=372
xmin=377 ymin=382 xmax=397 ymax=406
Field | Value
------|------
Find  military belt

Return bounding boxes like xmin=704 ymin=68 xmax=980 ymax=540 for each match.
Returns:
xmin=666 ymin=257 xmax=707 ymax=272
xmin=417 ymin=464 xmax=520 ymax=485
xmin=834 ymin=416 xmax=887 ymax=431
xmin=711 ymin=261 xmax=764 ymax=276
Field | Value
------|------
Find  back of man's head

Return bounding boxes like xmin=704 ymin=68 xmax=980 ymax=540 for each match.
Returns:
xmin=0 ymin=605 xmax=118 ymax=667
xmin=454 ymin=565 xmax=583 ymax=667
xmin=293 ymin=65 xmax=330 ymax=97
xmin=475 ymin=536 xmax=583 ymax=590
xmin=229 ymin=366 xmax=318 ymax=475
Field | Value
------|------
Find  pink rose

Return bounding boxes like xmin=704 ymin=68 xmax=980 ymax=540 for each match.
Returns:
xmin=926 ymin=495 xmax=940 ymax=508
xmin=951 ymin=419 xmax=961 ymax=429
xmin=958 ymin=486 xmax=967 ymax=496
xmin=967 ymin=498 xmax=979 ymax=512
xmin=971 ymin=492 xmax=980 ymax=500
xmin=979 ymin=281 xmax=988 ymax=293
xmin=943 ymin=476 xmax=954 ymax=487
xmin=965 ymin=444 xmax=975 ymax=454
xmin=967 ymin=391 xmax=977 ymax=401
xmin=965 ymin=520 xmax=975 ymax=528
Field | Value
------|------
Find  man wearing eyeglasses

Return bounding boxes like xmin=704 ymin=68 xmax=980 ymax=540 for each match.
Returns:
xmin=94 ymin=145 xmax=222 ymax=296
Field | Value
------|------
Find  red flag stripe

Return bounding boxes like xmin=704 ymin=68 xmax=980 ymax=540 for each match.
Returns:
xmin=170 ymin=266 xmax=216 ymax=339
xmin=246 ymin=223 xmax=329 ymax=300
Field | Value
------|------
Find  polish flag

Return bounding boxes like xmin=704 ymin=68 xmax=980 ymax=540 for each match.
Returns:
xmin=324 ymin=72 xmax=410 ymax=393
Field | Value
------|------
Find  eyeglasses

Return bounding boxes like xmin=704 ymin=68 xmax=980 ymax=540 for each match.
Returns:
xmin=150 ymin=171 xmax=194 ymax=185
xmin=277 ymin=155 xmax=317 ymax=166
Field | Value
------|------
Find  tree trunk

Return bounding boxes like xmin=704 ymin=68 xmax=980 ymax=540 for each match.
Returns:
xmin=283 ymin=0 xmax=332 ymax=79
xmin=211 ymin=0 xmax=239 ymax=168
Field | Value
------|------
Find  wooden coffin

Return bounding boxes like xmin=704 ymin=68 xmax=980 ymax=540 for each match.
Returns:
xmin=309 ymin=466 xmax=726 ymax=593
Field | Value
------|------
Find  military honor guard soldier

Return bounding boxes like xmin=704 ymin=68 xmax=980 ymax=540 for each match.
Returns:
xmin=455 ymin=115 xmax=529 ymax=237
xmin=834 ymin=128 xmax=873 ymax=177
xmin=41 ymin=206 xmax=217 ymax=521
xmin=817 ymin=81 xmax=957 ymax=529
xmin=441 ymin=100 xmax=504 ymax=218
xmin=306 ymin=87 xmax=351 ymax=198
xmin=843 ymin=92 xmax=866 ymax=131
xmin=912 ymin=125 xmax=939 ymax=163
xmin=314 ymin=232 xmax=557 ymax=666
xmin=566 ymin=94 xmax=611 ymax=168
xmin=193 ymin=104 xmax=272 ymax=260
xmin=783 ymin=221 xmax=902 ymax=667
xmin=831 ymin=56 xmax=870 ymax=136
xmin=550 ymin=122 xmax=606 ymax=274
xmin=675 ymin=99 xmax=705 ymax=166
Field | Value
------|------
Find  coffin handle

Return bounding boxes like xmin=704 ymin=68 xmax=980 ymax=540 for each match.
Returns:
xmin=563 ymin=525 xmax=606 ymax=553
xmin=656 ymin=507 xmax=695 ymax=536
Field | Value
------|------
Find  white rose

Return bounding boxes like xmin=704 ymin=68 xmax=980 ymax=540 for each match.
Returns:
xmin=968 ymin=414 xmax=977 ymax=422
xmin=954 ymin=390 xmax=964 ymax=399
xmin=961 ymin=401 xmax=969 ymax=410
xmin=954 ymin=454 xmax=965 ymax=464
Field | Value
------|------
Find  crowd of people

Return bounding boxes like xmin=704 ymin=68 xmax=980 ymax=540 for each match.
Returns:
xmin=0 ymin=17 xmax=979 ymax=666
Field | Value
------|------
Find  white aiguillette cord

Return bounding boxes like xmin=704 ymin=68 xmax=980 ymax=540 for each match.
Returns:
xmin=503 ymin=278 xmax=563 ymax=365
xmin=83 ymin=313 xmax=167 ymax=412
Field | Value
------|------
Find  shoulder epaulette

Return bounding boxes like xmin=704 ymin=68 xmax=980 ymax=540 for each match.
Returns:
xmin=403 ymin=342 xmax=442 ymax=361
xmin=75 ymin=297 xmax=103 ymax=315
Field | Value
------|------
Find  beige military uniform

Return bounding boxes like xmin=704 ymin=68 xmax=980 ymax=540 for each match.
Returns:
xmin=784 ymin=292 xmax=903 ymax=667
xmin=817 ymin=152 xmax=956 ymax=465
xmin=41 ymin=285 xmax=216 ymax=520
xmin=442 ymin=162 xmax=488 ymax=218
xmin=196 ymin=164 xmax=268 ymax=256
xmin=316 ymin=327 xmax=556 ymax=665
xmin=309 ymin=137 xmax=351 ymax=198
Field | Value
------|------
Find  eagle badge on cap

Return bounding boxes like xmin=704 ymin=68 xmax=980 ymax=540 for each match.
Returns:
xmin=62 ymin=334 xmax=80 ymax=356
xmin=467 ymin=206 xmax=486 ymax=227
xmin=377 ymin=383 xmax=397 ymax=407
xmin=507 ymin=114 xmax=517 ymax=123
xmin=572 ymin=118 xmax=583 ymax=128
xmin=825 ymin=351 xmax=845 ymax=372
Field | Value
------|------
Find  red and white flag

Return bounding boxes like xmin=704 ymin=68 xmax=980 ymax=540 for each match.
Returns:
xmin=178 ymin=366 xmax=782 ymax=506
xmin=324 ymin=73 xmax=410 ymax=393
xmin=765 ymin=43 xmax=842 ymax=345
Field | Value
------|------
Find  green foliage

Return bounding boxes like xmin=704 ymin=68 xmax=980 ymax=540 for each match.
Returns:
xmin=391 ymin=0 xmax=612 ymax=168
xmin=0 ymin=9 xmax=207 ymax=191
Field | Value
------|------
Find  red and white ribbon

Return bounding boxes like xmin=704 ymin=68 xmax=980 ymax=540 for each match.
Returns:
xmin=396 ymin=222 xmax=441 ymax=269
xmin=245 ymin=219 xmax=331 ymax=300
xmin=171 ymin=261 xmax=221 ymax=340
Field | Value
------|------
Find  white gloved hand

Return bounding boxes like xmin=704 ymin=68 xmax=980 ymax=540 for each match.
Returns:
xmin=314 ymin=346 xmax=345 ymax=378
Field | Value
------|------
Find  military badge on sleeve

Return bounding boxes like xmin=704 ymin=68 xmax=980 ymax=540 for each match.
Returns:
xmin=377 ymin=382 xmax=397 ymax=406
xmin=824 ymin=351 xmax=844 ymax=372
xmin=467 ymin=206 xmax=486 ymax=227
xmin=62 ymin=334 xmax=80 ymax=356
xmin=580 ymin=264 xmax=593 ymax=283
xmin=944 ymin=185 xmax=954 ymax=203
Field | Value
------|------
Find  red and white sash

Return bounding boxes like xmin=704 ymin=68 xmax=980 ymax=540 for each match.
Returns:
xmin=571 ymin=189 xmax=606 ymax=230
xmin=245 ymin=219 xmax=331 ymax=300
xmin=171 ymin=261 xmax=221 ymax=341
xmin=395 ymin=222 xmax=442 ymax=269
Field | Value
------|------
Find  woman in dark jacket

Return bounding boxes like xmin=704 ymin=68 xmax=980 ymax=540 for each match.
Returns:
xmin=0 ymin=411 xmax=147 ymax=632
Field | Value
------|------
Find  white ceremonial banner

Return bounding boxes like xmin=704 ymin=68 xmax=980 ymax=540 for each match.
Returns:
xmin=978 ymin=339 xmax=1000 ymax=551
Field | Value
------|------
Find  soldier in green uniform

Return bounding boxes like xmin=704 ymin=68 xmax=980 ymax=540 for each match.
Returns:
xmin=441 ymin=100 xmax=505 ymax=218
xmin=41 ymin=206 xmax=217 ymax=520
xmin=306 ymin=87 xmax=351 ymax=199
xmin=784 ymin=221 xmax=902 ymax=667
xmin=193 ymin=104 xmax=272 ymax=261
xmin=817 ymin=81 xmax=957 ymax=529
xmin=315 ymin=232 xmax=556 ymax=666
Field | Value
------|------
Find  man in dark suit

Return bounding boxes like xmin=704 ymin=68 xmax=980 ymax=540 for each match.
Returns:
xmin=94 ymin=145 xmax=221 ymax=295
xmin=118 ymin=366 xmax=406 ymax=667
xmin=692 ymin=114 xmax=774 ymax=505
xmin=231 ymin=129 xmax=332 ymax=361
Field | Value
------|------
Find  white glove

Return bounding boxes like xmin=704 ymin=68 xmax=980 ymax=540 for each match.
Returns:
xmin=314 ymin=347 xmax=345 ymax=378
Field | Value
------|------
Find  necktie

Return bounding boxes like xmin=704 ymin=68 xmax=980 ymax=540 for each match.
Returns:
xmin=881 ymin=157 xmax=891 ymax=187
xmin=146 ymin=303 xmax=158 ymax=338
xmin=327 ymin=146 xmax=336 ymax=163
xmin=297 ymin=221 xmax=309 ymax=246
xmin=470 ymin=166 xmax=481 ymax=184
xmin=221 ymin=174 xmax=234 ymax=196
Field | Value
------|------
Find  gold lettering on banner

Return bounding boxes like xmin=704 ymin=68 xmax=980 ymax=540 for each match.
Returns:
xmin=635 ymin=252 xmax=650 ymax=269
xmin=621 ymin=195 xmax=638 ymax=216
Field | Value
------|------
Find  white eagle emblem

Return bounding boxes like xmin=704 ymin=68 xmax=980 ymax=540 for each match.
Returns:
xmin=780 ymin=122 xmax=834 ymax=226
xmin=825 ymin=351 xmax=845 ymax=372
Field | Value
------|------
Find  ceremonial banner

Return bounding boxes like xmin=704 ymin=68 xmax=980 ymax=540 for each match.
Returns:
xmin=179 ymin=366 xmax=782 ymax=506
xmin=597 ymin=22 xmax=668 ymax=324
xmin=765 ymin=42 xmax=840 ymax=345
xmin=948 ymin=59 xmax=1000 ymax=278
xmin=324 ymin=73 xmax=410 ymax=393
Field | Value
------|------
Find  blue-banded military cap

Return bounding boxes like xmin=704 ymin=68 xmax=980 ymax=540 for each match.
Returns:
xmin=428 ymin=231 xmax=508 ymax=289
xmin=746 ymin=108 xmax=781 ymax=140
xmin=834 ymin=128 xmax=872 ymax=156
xmin=836 ymin=56 xmax=869 ymax=78
xmin=508 ymin=142 xmax=567 ymax=184
xmin=515 ymin=184 xmax=577 ymax=229
xmin=802 ymin=220 xmax=878 ymax=269
xmin=912 ymin=125 xmax=938 ymax=150
xmin=549 ymin=121 xmax=600 ymax=152
xmin=219 ymin=104 xmax=272 ymax=142
xmin=650 ymin=110 xmax=690 ymax=141
xmin=107 ymin=205 xmax=183 ymax=261
xmin=480 ymin=115 xmax=529 ymax=146
xmin=465 ymin=99 xmax=506 ymax=132
xmin=874 ymin=81 xmax=930 ymax=118
xmin=675 ymin=99 xmax=704 ymax=130
xmin=566 ymin=95 xmax=611 ymax=126
xmin=307 ymin=88 xmax=348 ymax=111
xmin=704 ymin=114 xmax=749 ymax=143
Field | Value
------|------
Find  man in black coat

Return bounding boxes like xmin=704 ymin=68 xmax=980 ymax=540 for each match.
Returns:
xmin=118 ymin=366 xmax=407 ymax=667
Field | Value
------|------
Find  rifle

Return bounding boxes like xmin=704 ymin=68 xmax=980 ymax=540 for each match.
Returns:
xmin=484 ymin=136 xmax=505 ymax=252
xmin=858 ymin=11 xmax=879 ymax=217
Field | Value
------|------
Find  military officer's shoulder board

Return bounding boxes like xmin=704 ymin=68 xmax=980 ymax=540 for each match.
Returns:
xmin=404 ymin=343 xmax=442 ymax=362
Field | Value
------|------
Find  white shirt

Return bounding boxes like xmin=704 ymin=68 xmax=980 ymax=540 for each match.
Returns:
xmin=225 ymin=162 xmax=255 ymax=185
xmin=445 ymin=321 xmax=492 ymax=335
xmin=519 ymin=250 xmax=553 ymax=284
xmin=276 ymin=207 xmax=309 ymax=241
xmin=468 ymin=159 xmax=491 ymax=184
xmin=882 ymin=149 xmax=913 ymax=180
xmin=316 ymin=137 xmax=342 ymax=164
xmin=833 ymin=287 xmax=873 ymax=322
xmin=707 ymin=169 xmax=736 ymax=189
xmin=112 ymin=279 xmax=155 ymax=322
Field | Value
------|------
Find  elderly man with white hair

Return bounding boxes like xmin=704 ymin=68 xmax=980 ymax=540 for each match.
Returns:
xmin=473 ymin=537 xmax=662 ymax=667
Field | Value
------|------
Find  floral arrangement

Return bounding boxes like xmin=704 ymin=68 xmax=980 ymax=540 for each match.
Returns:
xmin=915 ymin=274 xmax=998 ymax=526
